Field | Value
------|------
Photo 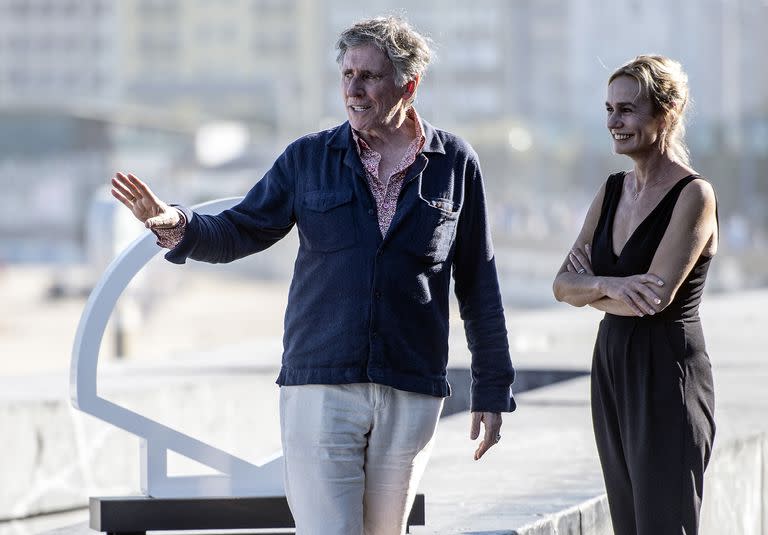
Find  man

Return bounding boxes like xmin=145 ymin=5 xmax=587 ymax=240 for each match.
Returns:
xmin=111 ymin=16 xmax=515 ymax=535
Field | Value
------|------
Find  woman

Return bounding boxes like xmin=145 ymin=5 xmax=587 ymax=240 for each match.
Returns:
xmin=552 ymin=55 xmax=717 ymax=534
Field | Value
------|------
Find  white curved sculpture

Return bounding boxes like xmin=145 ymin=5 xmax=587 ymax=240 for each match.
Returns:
xmin=70 ymin=197 xmax=284 ymax=498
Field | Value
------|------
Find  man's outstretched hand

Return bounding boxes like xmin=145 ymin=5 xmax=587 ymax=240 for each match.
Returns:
xmin=111 ymin=172 xmax=180 ymax=229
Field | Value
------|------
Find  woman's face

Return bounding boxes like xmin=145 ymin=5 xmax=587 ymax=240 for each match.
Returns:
xmin=605 ymin=75 xmax=665 ymax=158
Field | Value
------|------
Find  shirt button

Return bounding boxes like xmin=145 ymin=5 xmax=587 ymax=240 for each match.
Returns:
xmin=368 ymin=208 xmax=375 ymax=215
xmin=374 ymin=291 xmax=382 ymax=299
xmin=371 ymin=331 xmax=378 ymax=338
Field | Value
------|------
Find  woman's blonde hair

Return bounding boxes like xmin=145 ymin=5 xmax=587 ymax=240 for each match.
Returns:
xmin=609 ymin=55 xmax=692 ymax=166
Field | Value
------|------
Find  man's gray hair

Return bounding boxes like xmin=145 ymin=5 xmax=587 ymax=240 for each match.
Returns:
xmin=335 ymin=16 xmax=433 ymax=87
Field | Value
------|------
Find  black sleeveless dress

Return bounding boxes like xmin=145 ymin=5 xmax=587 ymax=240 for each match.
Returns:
xmin=589 ymin=172 xmax=716 ymax=535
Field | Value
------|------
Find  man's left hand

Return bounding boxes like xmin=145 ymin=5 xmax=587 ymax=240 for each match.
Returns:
xmin=470 ymin=411 xmax=502 ymax=460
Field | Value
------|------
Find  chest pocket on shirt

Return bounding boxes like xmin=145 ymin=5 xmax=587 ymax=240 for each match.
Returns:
xmin=406 ymin=197 xmax=460 ymax=264
xmin=301 ymin=188 xmax=356 ymax=252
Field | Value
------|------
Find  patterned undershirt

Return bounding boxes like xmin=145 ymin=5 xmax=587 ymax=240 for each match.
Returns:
xmin=153 ymin=107 xmax=425 ymax=247
xmin=351 ymin=107 xmax=425 ymax=237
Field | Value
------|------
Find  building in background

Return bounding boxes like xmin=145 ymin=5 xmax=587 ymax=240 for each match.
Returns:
xmin=0 ymin=0 xmax=118 ymax=108
xmin=0 ymin=0 xmax=766 ymax=283
xmin=116 ymin=0 xmax=322 ymax=143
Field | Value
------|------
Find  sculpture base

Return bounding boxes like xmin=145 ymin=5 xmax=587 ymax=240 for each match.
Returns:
xmin=90 ymin=494 xmax=425 ymax=534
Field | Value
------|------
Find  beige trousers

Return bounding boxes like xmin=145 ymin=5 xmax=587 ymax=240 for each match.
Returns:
xmin=279 ymin=383 xmax=444 ymax=535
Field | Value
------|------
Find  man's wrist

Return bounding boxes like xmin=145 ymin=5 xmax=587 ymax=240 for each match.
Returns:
xmin=164 ymin=208 xmax=185 ymax=228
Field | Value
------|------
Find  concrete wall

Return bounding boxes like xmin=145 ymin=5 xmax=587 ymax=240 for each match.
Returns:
xmin=513 ymin=432 xmax=768 ymax=535
xmin=700 ymin=433 xmax=767 ymax=535
xmin=0 ymin=373 xmax=282 ymax=521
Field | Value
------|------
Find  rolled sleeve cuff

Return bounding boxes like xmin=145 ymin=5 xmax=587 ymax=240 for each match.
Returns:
xmin=152 ymin=209 xmax=187 ymax=249
xmin=471 ymin=385 xmax=516 ymax=413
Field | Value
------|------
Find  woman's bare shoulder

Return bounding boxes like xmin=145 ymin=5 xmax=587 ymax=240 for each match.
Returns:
xmin=679 ymin=176 xmax=716 ymax=210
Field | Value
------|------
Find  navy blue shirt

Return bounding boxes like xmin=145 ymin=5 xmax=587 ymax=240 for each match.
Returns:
xmin=166 ymin=119 xmax=515 ymax=412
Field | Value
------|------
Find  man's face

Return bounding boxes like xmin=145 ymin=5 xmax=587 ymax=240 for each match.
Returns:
xmin=341 ymin=44 xmax=407 ymax=136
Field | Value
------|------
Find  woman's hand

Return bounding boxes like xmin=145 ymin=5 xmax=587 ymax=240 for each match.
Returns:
xmin=567 ymin=244 xmax=594 ymax=275
xmin=599 ymin=274 xmax=666 ymax=316
xmin=111 ymin=172 xmax=180 ymax=229
xmin=566 ymin=244 xmax=665 ymax=316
